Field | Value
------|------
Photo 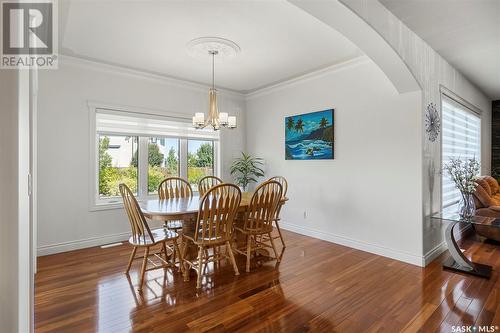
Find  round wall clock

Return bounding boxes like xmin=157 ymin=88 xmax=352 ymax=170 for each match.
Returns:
xmin=425 ymin=103 xmax=440 ymax=142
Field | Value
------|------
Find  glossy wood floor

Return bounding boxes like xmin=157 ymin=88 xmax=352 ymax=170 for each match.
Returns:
xmin=35 ymin=230 xmax=499 ymax=332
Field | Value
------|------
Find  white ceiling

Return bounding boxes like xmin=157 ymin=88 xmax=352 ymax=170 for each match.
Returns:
xmin=380 ymin=0 xmax=500 ymax=100
xmin=59 ymin=0 xmax=362 ymax=93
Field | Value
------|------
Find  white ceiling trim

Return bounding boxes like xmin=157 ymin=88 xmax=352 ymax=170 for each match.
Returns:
xmin=58 ymin=54 xmax=246 ymax=100
xmin=59 ymin=54 xmax=373 ymax=102
xmin=246 ymin=55 xmax=371 ymax=100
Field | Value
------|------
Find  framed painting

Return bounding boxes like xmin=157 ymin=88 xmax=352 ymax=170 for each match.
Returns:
xmin=285 ymin=109 xmax=334 ymax=160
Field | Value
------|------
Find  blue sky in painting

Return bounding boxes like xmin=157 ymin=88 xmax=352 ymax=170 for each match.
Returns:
xmin=285 ymin=109 xmax=333 ymax=142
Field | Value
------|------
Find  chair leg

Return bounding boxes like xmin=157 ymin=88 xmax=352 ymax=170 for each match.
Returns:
xmin=214 ymin=246 xmax=219 ymax=268
xmin=181 ymin=239 xmax=189 ymax=281
xmin=171 ymin=242 xmax=177 ymax=266
xmin=246 ymin=235 xmax=252 ymax=273
xmin=173 ymin=239 xmax=184 ymax=274
xmin=204 ymin=249 xmax=210 ymax=273
xmin=125 ymin=246 xmax=137 ymax=274
xmin=139 ymin=247 xmax=150 ymax=291
xmin=268 ymin=232 xmax=280 ymax=263
xmin=196 ymin=246 xmax=204 ymax=289
xmin=161 ymin=242 xmax=169 ymax=263
xmin=275 ymin=221 xmax=286 ymax=248
xmin=226 ymin=241 xmax=239 ymax=276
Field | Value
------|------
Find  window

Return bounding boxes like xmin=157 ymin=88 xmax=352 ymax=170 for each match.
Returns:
xmin=148 ymin=137 xmax=179 ymax=194
xmin=99 ymin=135 xmax=138 ymax=197
xmin=441 ymin=93 xmax=481 ymax=209
xmin=188 ymin=140 xmax=214 ymax=192
xmin=91 ymin=107 xmax=219 ymax=209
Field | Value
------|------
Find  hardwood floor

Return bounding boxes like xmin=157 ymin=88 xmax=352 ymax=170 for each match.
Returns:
xmin=35 ymin=231 xmax=500 ymax=332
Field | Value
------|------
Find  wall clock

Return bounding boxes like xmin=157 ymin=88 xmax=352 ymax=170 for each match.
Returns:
xmin=425 ymin=103 xmax=440 ymax=142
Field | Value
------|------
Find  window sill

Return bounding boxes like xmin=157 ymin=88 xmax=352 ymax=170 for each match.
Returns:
xmin=89 ymin=201 xmax=124 ymax=212
xmin=89 ymin=195 xmax=155 ymax=212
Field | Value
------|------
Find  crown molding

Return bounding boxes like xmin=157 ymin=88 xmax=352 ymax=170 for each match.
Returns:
xmin=58 ymin=54 xmax=246 ymax=100
xmin=245 ymin=55 xmax=371 ymax=100
xmin=58 ymin=54 xmax=371 ymax=102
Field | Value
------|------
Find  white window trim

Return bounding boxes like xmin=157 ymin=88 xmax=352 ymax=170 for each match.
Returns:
xmin=439 ymin=86 xmax=483 ymax=210
xmin=88 ymin=101 xmax=220 ymax=211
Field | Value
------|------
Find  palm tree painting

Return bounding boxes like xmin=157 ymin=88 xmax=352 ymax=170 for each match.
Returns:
xmin=284 ymin=109 xmax=334 ymax=160
xmin=294 ymin=118 xmax=304 ymax=133
xmin=286 ymin=117 xmax=294 ymax=131
xmin=319 ymin=117 xmax=329 ymax=128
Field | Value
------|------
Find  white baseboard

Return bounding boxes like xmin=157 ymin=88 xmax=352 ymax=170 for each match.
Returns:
xmin=421 ymin=222 xmax=474 ymax=266
xmin=279 ymin=222 xmax=425 ymax=267
xmin=422 ymin=241 xmax=447 ymax=266
xmin=37 ymin=232 xmax=130 ymax=256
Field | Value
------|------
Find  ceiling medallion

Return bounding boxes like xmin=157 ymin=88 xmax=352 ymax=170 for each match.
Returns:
xmin=187 ymin=37 xmax=241 ymax=60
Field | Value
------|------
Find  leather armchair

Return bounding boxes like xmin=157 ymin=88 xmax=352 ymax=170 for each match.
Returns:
xmin=472 ymin=176 xmax=500 ymax=241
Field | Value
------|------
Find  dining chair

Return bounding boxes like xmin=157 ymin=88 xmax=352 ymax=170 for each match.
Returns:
xmin=157 ymin=177 xmax=193 ymax=231
xmin=266 ymin=176 xmax=288 ymax=248
xmin=181 ymin=183 xmax=242 ymax=289
xmin=234 ymin=180 xmax=283 ymax=272
xmin=119 ymin=183 xmax=183 ymax=291
xmin=198 ymin=175 xmax=223 ymax=196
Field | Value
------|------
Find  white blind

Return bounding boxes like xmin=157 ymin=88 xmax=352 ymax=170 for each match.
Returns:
xmin=441 ymin=95 xmax=481 ymax=208
xmin=96 ymin=109 xmax=219 ymax=140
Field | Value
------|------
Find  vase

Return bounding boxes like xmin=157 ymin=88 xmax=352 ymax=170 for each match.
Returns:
xmin=459 ymin=193 xmax=475 ymax=219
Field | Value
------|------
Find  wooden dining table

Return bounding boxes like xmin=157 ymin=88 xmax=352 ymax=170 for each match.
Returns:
xmin=138 ymin=192 xmax=287 ymax=266
xmin=139 ymin=192 xmax=260 ymax=222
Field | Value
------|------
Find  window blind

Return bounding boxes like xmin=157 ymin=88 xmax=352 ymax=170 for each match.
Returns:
xmin=96 ymin=109 xmax=220 ymax=140
xmin=441 ymin=95 xmax=481 ymax=208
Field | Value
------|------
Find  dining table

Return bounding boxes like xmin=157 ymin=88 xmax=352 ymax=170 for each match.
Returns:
xmin=139 ymin=192 xmax=264 ymax=222
xmin=138 ymin=192 xmax=288 ymax=273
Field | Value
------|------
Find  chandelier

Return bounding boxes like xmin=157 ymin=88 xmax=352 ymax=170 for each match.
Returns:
xmin=192 ymin=50 xmax=236 ymax=130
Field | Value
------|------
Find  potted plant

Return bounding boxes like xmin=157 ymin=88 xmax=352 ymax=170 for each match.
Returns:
xmin=230 ymin=152 xmax=265 ymax=191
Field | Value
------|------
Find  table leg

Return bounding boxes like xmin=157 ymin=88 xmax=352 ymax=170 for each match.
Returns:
xmin=443 ymin=220 xmax=492 ymax=279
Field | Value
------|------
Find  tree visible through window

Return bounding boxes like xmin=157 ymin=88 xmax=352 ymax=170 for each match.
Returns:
xmin=188 ymin=140 xmax=214 ymax=191
xmin=148 ymin=138 xmax=179 ymax=194
xmin=98 ymin=135 xmax=138 ymax=197
xmin=94 ymin=110 xmax=220 ymax=206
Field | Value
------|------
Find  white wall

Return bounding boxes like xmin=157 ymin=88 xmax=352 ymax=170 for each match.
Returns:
xmin=0 ymin=69 xmax=20 ymax=333
xmin=245 ymin=57 xmax=424 ymax=265
xmin=341 ymin=0 xmax=492 ymax=260
xmin=37 ymin=57 xmax=246 ymax=255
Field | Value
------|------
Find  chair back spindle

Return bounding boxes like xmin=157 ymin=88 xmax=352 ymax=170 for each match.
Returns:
xmin=119 ymin=183 xmax=155 ymax=244
xmin=198 ymin=176 xmax=223 ymax=196
xmin=268 ymin=176 xmax=288 ymax=218
xmin=245 ymin=180 xmax=283 ymax=232
xmin=269 ymin=176 xmax=288 ymax=198
xmin=158 ymin=177 xmax=193 ymax=200
xmin=194 ymin=183 xmax=242 ymax=244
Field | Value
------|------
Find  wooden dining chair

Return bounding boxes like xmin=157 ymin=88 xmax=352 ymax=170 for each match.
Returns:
xmin=266 ymin=176 xmax=288 ymax=248
xmin=234 ymin=180 xmax=283 ymax=272
xmin=119 ymin=183 xmax=183 ymax=291
xmin=198 ymin=175 xmax=223 ymax=196
xmin=181 ymin=183 xmax=242 ymax=289
xmin=157 ymin=177 xmax=193 ymax=231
